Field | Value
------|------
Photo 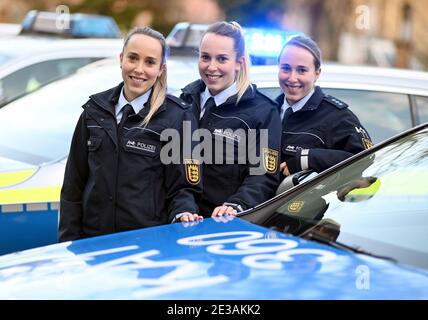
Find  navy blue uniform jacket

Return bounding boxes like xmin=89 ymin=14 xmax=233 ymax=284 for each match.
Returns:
xmin=181 ymin=80 xmax=281 ymax=215
xmin=59 ymin=83 xmax=202 ymax=241
xmin=278 ymin=86 xmax=373 ymax=175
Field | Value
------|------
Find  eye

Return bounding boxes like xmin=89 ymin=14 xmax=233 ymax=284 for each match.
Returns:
xmin=200 ymin=54 xmax=210 ymax=62
xmin=128 ymin=54 xmax=138 ymax=62
xmin=217 ymin=56 xmax=228 ymax=63
xmin=297 ymin=67 xmax=308 ymax=74
xmin=281 ymin=65 xmax=291 ymax=72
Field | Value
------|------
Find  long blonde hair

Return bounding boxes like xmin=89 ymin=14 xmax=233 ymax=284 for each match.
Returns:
xmin=122 ymin=27 xmax=168 ymax=125
xmin=202 ymin=21 xmax=252 ymax=103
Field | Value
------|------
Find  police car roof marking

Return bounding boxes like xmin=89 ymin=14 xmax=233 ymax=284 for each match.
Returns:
xmin=211 ymin=113 xmax=252 ymax=131
xmin=124 ymin=127 xmax=161 ymax=136
xmin=283 ymin=131 xmax=326 ymax=145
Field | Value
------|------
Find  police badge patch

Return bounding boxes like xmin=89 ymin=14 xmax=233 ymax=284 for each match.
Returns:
xmin=263 ymin=148 xmax=278 ymax=173
xmin=362 ymin=138 xmax=374 ymax=149
xmin=288 ymin=201 xmax=304 ymax=213
xmin=184 ymin=159 xmax=201 ymax=185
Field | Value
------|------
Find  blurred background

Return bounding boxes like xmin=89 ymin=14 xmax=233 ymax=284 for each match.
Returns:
xmin=0 ymin=0 xmax=426 ymax=71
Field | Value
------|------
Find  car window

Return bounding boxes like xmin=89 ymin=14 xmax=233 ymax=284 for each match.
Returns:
xmin=257 ymin=86 xmax=412 ymax=144
xmin=0 ymin=57 xmax=100 ymax=106
xmin=415 ymin=95 xmax=428 ymax=124
xmin=322 ymin=89 xmax=412 ymax=143
xmin=0 ymin=66 xmax=120 ymax=168
xmin=258 ymin=127 xmax=428 ymax=270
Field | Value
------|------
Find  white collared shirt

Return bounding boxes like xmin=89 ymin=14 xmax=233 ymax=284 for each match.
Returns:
xmin=115 ymin=88 xmax=151 ymax=124
xmin=200 ymin=82 xmax=238 ymax=118
xmin=280 ymin=88 xmax=315 ymax=121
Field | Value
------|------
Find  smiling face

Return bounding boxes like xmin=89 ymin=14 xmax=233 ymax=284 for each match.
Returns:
xmin=198 ymin=33 xmax=242 ymax=96
xmin=278 ymin=45 xmax=321 ymax=105
xmin=120 ymin=33 xmax=164 ymax=101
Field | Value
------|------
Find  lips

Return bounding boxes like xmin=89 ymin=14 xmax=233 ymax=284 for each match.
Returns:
xmin=206 ymin=74 xmax=221 ymax=82
xmin=130 ymin=75 xmax=146 ymax=84
xmin=284 ymin=83 xmax=303 ymax=93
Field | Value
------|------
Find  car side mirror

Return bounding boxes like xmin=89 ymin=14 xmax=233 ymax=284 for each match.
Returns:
xmin=276 ymin=170 xmax=317 ymax=195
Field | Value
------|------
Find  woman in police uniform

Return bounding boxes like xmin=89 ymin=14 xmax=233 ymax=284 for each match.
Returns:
xmin=180 ymin=21 xmax=281 ymax=217
xmin=277 ymin=35 xmax=372 ymax=177
xmin=59 ymin=27 xmax=202 ymax=242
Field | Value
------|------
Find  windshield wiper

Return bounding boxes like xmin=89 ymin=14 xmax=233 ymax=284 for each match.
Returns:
xmin=303 ymin=231 xmax=397 ymax=263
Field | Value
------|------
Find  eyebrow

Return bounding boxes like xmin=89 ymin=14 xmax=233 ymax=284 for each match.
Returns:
xmin=280 ymin=63 xmax=310 ymax=68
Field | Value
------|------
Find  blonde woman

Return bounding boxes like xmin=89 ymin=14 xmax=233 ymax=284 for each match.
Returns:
xmin=59 ymin=27 xmax=201 ymax=241
xmin=180 ymin=21 xmax=281 ymax=217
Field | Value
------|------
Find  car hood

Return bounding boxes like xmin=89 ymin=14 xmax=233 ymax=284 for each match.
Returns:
xmin=0 ymin=218 xmax=427 ymax=299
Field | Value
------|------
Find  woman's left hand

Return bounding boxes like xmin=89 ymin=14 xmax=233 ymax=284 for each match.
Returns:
xmin=211 ymin=205 xmax=237 ymax=217
xmin=280 ymin=161 xmax=291 ymax=176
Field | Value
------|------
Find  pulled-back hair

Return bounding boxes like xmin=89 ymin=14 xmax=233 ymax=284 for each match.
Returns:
xmin=279 ymin=35 xmax=322 ymax=70
xmin=202 ymin=21 xmax=251 ymax=103
xmin=122 ymin=27 xmax=169 ymax=125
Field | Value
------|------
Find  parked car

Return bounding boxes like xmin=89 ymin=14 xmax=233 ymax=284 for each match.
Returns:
xmin=0 ymin=10 xmax=123 ymax=107
xmin=19 ymin=10 xmax=122 ymax=39
xmin=0 ymin=38 xmax=123 ymax=107
xmin=252 ymin=64 xmax=428 ymax=144
xmin=0 ymin=57 xmax=200 ymax=254
xmin=166 ymin=23 xmax=428 ymax=144
xmin=166 ymin=22 xmax=301 ymax=65
xmin=0 ymin=123 xmax=427 ymax=299
xmin=1 ymin=56 xmax=428 ymax=255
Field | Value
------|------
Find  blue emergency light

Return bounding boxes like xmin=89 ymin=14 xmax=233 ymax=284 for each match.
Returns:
xmin=243 ymin=28 xmax=303 ymax=64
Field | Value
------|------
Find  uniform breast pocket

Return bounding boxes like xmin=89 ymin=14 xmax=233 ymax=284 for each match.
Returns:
xmin=87 ymin=136 xmax=102 ymax=152
xmin=282 ymin=129 xmax=326 ymax=149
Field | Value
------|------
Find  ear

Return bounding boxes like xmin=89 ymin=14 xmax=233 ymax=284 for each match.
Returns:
xmin=119 ymin=52 xmax=123 ymax=68
xmin=315 ymin=67 xmax=321 ymax=80
xmin=158 ymin=63 xmax=166 ymax=77
xmin=236 ymin=55 xmax=245 ymax=72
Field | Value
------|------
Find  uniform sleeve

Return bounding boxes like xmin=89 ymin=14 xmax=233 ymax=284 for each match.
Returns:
xmin=287 ymin=110 xmax=373 ymax=173
xmin=164 ymin=108 xmax=202 ymax=222
xmin=225 ymin=104 xmax=281 ymax=211
xmin=58 ymin=111 xmax=89 ymax=242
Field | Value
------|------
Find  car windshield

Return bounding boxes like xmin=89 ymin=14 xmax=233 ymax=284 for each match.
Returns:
xmin=244 ymin=126 xmax=428 ymax=270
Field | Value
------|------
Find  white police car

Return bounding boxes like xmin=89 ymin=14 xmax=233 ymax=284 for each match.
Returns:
xmin=252 ymin=64 xmax=428 ymax=144
xmin=0 ymin=57 xmax=200 ymax=255
xmin=0 ymin=10 xmax=123 ymax=107
xmin=0 ymin=123 xmax=427 ymax=299
xmin=0 ymin=38 xmax=123 ymax=107
xmin=1 ymin=55 xmax=428 ymax=254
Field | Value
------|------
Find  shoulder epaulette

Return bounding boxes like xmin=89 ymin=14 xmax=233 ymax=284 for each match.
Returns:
xmin=166 ymin=94 xmax=191 ymax=109
xmin=323 ymin=95 xmax=348 ymax=109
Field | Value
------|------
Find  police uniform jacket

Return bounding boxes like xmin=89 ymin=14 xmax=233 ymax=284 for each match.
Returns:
xmin=181 ymin=80 xmax=281 ymax=215
xmin=59 ymin=82 xmax=202 ymax=242
xmin=278 ymin=86 xmax=372 ymax=175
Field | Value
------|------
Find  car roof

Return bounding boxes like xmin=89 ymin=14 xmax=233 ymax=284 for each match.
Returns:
xmin=252 ymin=64 xmax=428 ymax=96
xmin=0 ymin=23 xmax=21 ymax=37
xmin=0 ymin=38 xmax=123 ymax=76
xmin=0 ymin=36 xmax=123 ymax=65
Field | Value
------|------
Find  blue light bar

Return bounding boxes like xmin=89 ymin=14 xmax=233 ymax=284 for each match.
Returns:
xmin=243 ymin=28 xmax=302 ymax=59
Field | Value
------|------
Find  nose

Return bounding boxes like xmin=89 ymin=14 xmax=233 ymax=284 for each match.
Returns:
xmin=288 ymin=70 xmax=298 ymax=82
xmin=134 ymin=61 xmax=145 ymax=74
xmin=207 ymin=60 xmax=218 ymax=72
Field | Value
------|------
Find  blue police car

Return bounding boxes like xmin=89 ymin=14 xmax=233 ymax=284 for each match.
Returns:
xmin=0 ymin=123 xmax=427 ymax=299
